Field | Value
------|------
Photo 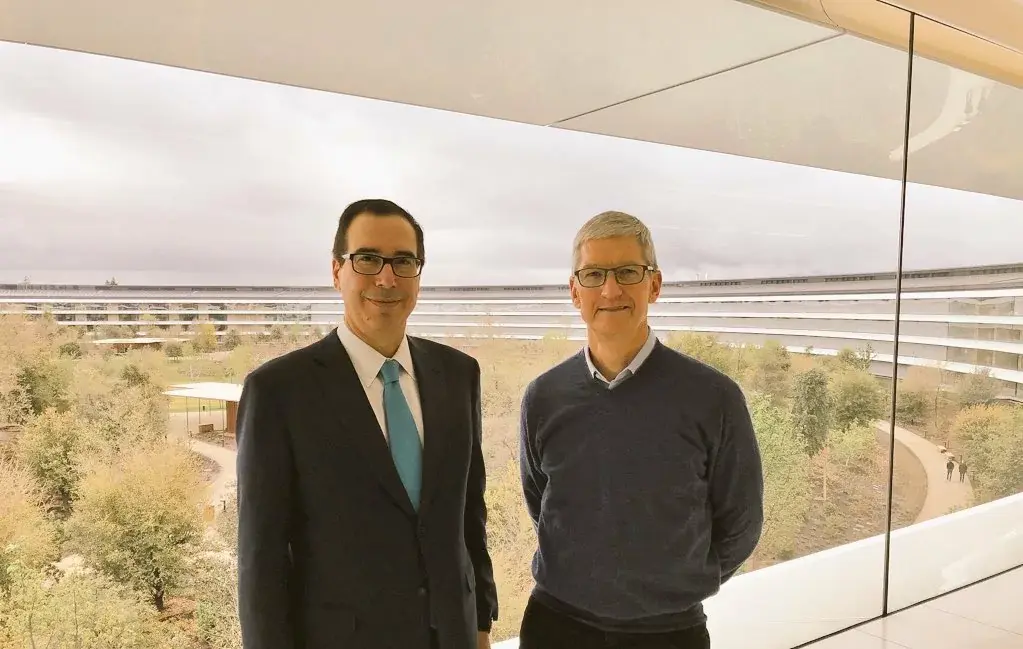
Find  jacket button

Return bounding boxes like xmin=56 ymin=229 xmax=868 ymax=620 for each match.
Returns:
xmin=417 ymin=586 xmax=428 ymax=597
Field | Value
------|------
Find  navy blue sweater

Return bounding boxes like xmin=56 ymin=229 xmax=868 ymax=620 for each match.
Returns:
xmin=519 ymin=340 xmax=764 ymax=632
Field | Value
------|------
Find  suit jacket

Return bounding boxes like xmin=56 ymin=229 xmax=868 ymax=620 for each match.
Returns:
xmin=236 ymin=330 xmax=498 ymax=649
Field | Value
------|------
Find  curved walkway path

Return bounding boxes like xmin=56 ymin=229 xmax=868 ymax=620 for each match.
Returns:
xmin=169 ymin=412 xmax=236 ymax=511
xmin=874 ymin=421 xmax=974 ymax=524
xmin=190 ymin=438 xmax=237 ymax=510
xmin=170 ymin=412 xmax=972 ymax=525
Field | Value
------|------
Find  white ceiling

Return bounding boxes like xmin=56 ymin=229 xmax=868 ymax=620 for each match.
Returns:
xmin=2 ymin=0 xmax=1022 ymax=200
xmin=0 ymin=0 xmax=833 ymax=126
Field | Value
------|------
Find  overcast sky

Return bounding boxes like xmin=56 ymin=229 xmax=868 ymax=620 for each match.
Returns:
xmin=2 ymin=41 xmax=1022 ymax=287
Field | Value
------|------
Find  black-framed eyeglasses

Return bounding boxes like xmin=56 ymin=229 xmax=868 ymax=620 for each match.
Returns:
xmin=573 ymin=264 xmax=654 ymax=288
xmin=341 ymin=253 xmax=424 ymax=278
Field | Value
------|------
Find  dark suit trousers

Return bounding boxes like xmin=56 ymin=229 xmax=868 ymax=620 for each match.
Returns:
xmin=518 ymin=595 xmax=711 ymax=649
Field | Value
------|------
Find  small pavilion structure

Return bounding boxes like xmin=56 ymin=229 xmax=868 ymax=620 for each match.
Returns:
xmin=164 ymin=381 xmax=243 ymax=446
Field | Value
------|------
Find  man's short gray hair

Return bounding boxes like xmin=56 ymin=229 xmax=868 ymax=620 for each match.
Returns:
xmin=572 ymin=211 xmax=659 ymax=271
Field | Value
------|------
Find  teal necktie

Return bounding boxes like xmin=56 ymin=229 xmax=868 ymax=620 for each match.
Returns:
xmin=379 ymin=359 xmax=422 ymax=510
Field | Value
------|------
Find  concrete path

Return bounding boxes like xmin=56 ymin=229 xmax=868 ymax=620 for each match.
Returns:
xmin=190 ymin=438 xmax=237 ymax=510
xmin=172 ymin=413 xmax=971 ymax=526
xmin=875 ymin=421 xmax=974 ymax=524
xmin=167 ymin=412 xmax=236 ymax=512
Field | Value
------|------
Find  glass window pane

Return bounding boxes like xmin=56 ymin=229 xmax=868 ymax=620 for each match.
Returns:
xmin=887 ymin=14 xmax=1023 ymax=613
xmin=554 ymin=5 xmax=911 ymax=647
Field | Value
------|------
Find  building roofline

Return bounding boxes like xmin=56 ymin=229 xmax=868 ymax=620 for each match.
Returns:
xmin=6 ymin=261 xmax=1023 ymax=294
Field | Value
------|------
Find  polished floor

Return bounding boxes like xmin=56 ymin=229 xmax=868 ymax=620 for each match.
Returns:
xmin=805 ymin=566 xmax=1023 ymax=648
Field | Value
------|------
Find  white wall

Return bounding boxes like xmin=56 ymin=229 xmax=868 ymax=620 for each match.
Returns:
xmin=494 ymin=491 xmax=1023 ymax=649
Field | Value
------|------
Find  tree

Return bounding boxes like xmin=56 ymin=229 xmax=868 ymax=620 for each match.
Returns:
xmin=835 ymin=344 xmax=875 ymax=372
xmin=791 ymin=368 xmax=832 ymax=456
xmin=68 ymin=442 xmax=206 ymax=610
xmin=480 ymin=459 xmax=537 ymax=641
xmin=226 ymin=344 xmax=256 ymax=382
xmin=900 ymin=366 xmax=954 ymax=440
xmin=16 ymin=355 xmax=72 ymax=415
xmin=0 ymin=318 xmax=35 ymax=423
xmin=71 ymin=362 xmax=169 ymax=459
xmin=15 ymin=408 xmax=92 ymax=519
xmin=473 ymin=338 xmax=562 ymax=429
xmin=820 ymin=369 xmax=885 ymax=502
xmin=189 ymin=492 xmax=241 ymax=648
xmin=285 ymin=324 xmax=304 ymax=345
xmin=0 ymin=388 xmax=30 ymax=427
xmin=193 ymin=552 xmax=243 ymax=649
xmin=0 ymin=459 xmax=58 ymax=594
xmin=953 ymin=404 xmax=1023 ymax=502
xmin=830 ymin=423 xmax=876 ymax=469
xmin=478 ymin=351 xmax=521 ymax=419
xmin=97 ymin=324 xmax=124 ymax=340
xmin=746 ymin=392 xmax=812 ymax=567
xmin=0 ymin=561 xmax=184 ymax=649
xmin=192 ymin=323 xmax=219 ymax=353
xmin=1 ymin=318 xmax=35 ymax=419
xmin=745 ymin=340 xmax=792 ymax=404
xmin=223 ymin=329 xmax=243 ymax=351
xmin=666 ymin=333 xmax=739 ymax=378
xmin=164 ymin=341 xmax=184 ymax=358
xmin=120 ymin=362 xmax=151 ymax=387
xmin=85 ymin=386 xmax=169 ymax=460
xmin=956 ymin=368 xmax=1001 ymax=408
xmin=894 ymin=386 xmax=928 ymax=426
xmin=58 ymin=340 xmax=84 ymax=359
xmin=832 ymin=370 xmax=886 ymax=432
xmin=968 ymin=410 xmax=1023 ymax=501
xmin=266 ymin=324 xmax=286 ymax=342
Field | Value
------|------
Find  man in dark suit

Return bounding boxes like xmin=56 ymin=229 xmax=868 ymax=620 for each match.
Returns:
xmin=236 ymin=199 xmax=498 ymax=649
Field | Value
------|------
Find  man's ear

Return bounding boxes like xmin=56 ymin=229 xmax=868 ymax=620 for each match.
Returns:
xmin=569 ymin=276 xmax=582 ymax=309
xmin=331 ymin=258 xmax=343 ymax=291
xmin=649 ymin=269 xmax=662 ymax=303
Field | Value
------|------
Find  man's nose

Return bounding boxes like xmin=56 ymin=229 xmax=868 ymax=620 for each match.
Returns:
xmin=601 ymin=274 xmax=623 ymax=298
xmin=375 ymin=263 xmax=398 ymax=288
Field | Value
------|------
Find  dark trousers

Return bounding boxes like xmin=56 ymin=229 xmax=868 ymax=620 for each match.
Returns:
xmin=518 ymin=595 xmax=711 ymax=649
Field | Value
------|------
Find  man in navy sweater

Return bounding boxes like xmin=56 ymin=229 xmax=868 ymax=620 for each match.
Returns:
xmin=518 ymin=211 xmax=764 ymax=649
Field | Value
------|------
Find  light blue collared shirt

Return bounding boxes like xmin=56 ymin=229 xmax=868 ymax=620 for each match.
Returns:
xmin=584 ymin=327 xmax=657 ymax=389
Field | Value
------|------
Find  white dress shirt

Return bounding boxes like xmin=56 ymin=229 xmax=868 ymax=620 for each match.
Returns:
xmin=336 ymin=323 xmax=424 ymax=444
xmin=584 ymin=327 xmax=657 ymax=389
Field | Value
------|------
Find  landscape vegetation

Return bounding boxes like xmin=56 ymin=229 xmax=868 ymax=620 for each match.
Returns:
xmin=1 ymin=314 xmax=1021 ymax=646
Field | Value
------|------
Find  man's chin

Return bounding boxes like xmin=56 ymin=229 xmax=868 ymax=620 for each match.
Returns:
xmin=589 ymin=320 xmax=635 ymax=335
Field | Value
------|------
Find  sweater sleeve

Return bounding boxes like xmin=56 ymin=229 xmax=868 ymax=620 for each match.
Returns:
xmin=519 ymin=382 xmax=547 ymax=527
xmin=708 ymin=382 xmax=765 ymax=583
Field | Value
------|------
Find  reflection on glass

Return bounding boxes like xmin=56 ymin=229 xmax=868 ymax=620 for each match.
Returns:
xmin=512 ymin=5 xmax=909 ymax=649
xmin=887 ymin=16 xmax=1023 ymax=613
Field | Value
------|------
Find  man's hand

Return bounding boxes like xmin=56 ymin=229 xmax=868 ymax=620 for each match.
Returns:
xmin=477 ymin=631 xmax=491 ymax=649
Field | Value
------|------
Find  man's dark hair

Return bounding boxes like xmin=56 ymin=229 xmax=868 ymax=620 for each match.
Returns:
xmin=331 ymin=199 xmax=425 ymax=261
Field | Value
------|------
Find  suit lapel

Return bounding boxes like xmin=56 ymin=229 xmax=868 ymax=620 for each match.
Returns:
xmin=409 ymin=337 xmax=449 ymax=519
xmin=312 ymin=330 xmax=415 ymax=517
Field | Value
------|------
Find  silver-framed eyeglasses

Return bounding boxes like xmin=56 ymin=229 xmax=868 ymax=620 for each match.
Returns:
xmin=341 ymin=253 xmax=424 ymax=278
xmin=574 ymin=264 xmax=654 ymax=288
